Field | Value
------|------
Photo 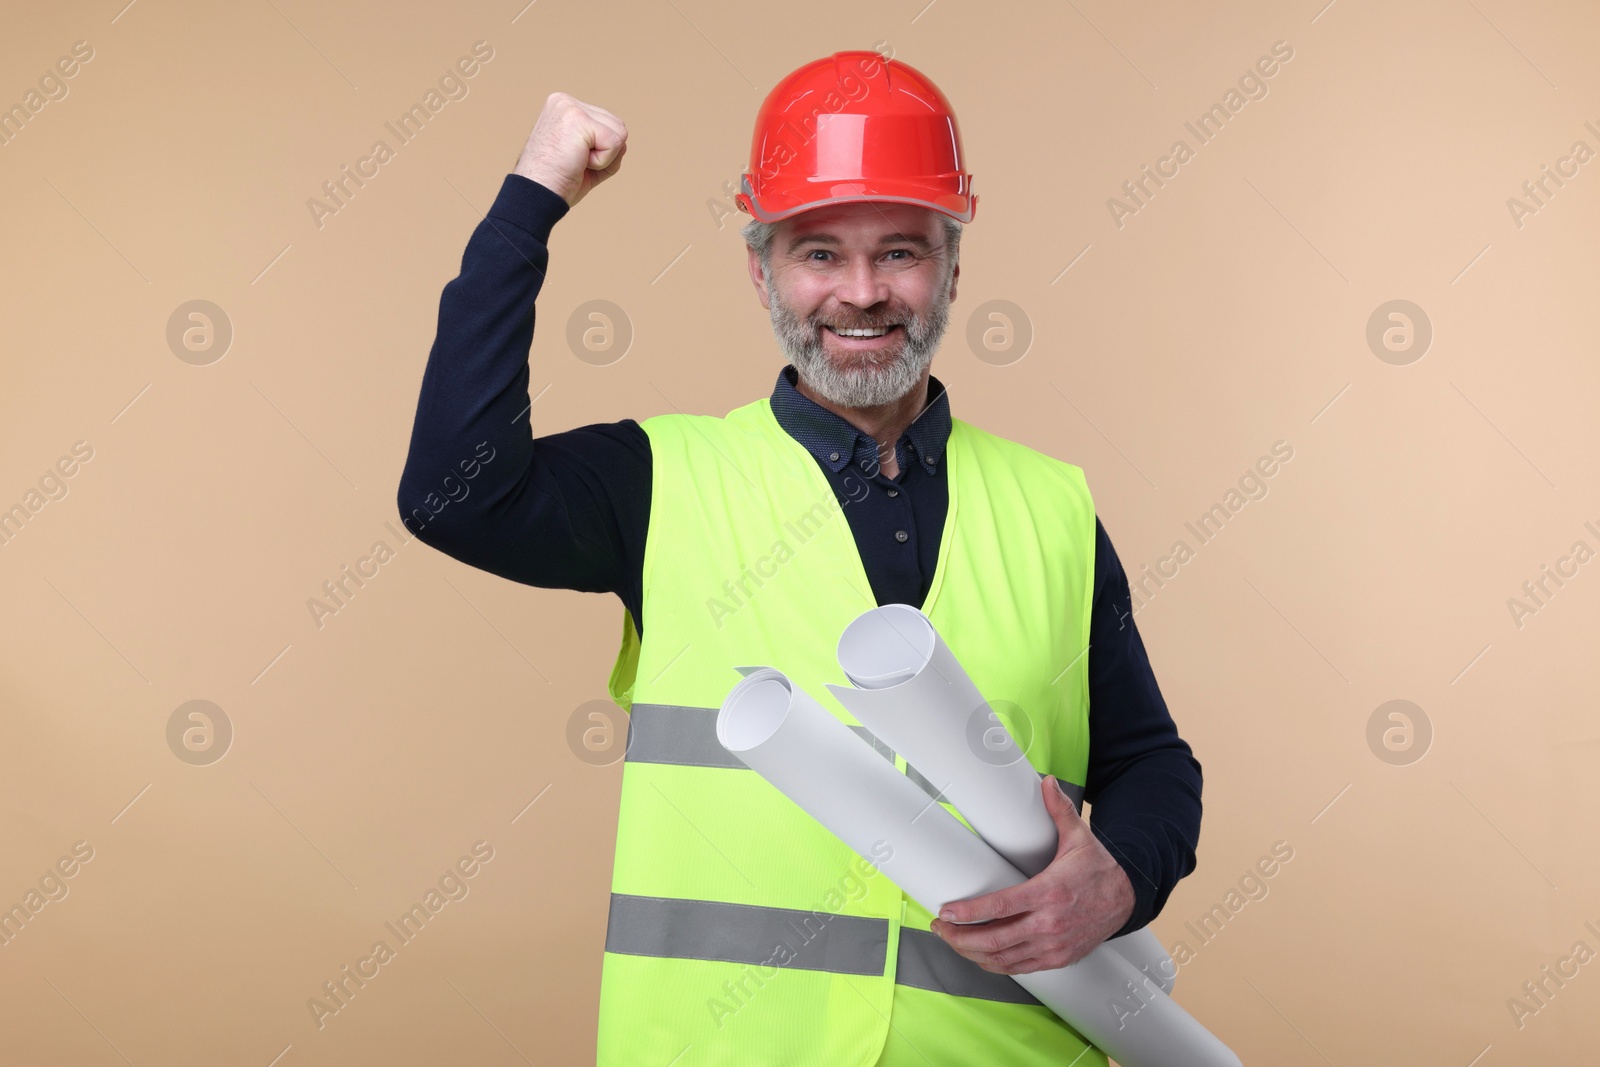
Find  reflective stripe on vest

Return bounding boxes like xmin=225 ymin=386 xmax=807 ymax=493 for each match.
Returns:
xmin=624 ymin=701 xmax=1087 ymax=810
xmin=605 ymin=893 xmax=1042 ymax=1006
xmin=605 ymin=893 xmax=888 ymax=975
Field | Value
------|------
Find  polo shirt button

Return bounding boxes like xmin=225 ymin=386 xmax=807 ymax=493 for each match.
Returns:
xmin=895 ymin=530 xmax=909 ymax=543
xmin=829 ymin=451 xmax=840 ymax=462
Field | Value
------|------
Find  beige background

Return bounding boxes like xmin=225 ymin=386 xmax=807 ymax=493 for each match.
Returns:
xmin=2 ymin=0 xmax=1597 ymax=1063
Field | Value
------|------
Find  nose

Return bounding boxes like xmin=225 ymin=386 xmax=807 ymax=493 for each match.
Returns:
xmin=834 ymin=253 xmax=890 ymax=313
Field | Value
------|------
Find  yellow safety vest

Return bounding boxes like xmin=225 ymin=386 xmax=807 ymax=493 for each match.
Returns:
xmin=599 ymin=395 xmax=1105 ymax=1066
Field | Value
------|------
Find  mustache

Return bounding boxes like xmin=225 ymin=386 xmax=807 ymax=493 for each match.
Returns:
xmin=815 ymin=312 xmax=908 ymax=331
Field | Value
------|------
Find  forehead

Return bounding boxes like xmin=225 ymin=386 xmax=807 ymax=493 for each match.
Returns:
xmin=778 ymin=202 xmax=942 ymax=247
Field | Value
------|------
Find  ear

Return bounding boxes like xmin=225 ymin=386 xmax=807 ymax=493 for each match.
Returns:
xmin=748 ymin=245 xmax=771 ymax=311
xmin=947 ymin=259 xmax=959 ymax=305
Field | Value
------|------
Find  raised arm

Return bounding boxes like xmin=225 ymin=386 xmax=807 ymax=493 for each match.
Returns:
xmin=396 ymin=94 xmax=650 ymax=626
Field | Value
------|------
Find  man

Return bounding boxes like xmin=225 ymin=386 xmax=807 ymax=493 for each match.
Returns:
xmin=398 ymin=50 xmax=1202 ymax=1067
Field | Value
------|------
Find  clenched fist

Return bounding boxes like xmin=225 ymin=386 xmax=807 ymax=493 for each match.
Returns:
xmin=513 ymin=92 xmax=628 ymax=208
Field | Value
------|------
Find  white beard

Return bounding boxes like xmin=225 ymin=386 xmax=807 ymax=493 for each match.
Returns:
xmin=768 ymin=268 xmax=954 ymax=408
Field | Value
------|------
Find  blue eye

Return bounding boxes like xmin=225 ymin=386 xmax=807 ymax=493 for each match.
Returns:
xmin=803 ymin=249 xmax=916 ymax=263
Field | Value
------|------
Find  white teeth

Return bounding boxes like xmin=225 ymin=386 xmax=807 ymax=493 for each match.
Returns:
xmin=831 ymin=326 xmax=892 ymax=337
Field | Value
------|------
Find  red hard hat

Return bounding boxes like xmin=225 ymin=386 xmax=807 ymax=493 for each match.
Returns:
xmin=735 ymin=51 xmax=977 ymax=225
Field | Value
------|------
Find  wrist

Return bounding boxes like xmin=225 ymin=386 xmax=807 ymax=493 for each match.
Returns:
xmin=492 ymin=174 xmax=571 ymax=244
xmin=513 ymin=162 xmax=572 ymax=205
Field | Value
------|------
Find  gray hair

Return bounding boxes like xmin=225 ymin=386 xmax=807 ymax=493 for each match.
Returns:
xmin=743 ymin=212 xmax=962 ymax=282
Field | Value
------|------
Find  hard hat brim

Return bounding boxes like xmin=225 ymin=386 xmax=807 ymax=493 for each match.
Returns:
xmin=736 ymin=174 xmax=976 ymax=225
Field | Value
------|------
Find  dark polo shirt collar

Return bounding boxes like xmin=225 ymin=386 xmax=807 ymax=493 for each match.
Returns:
xmin=769 ymin=364 xmax=951 ymax=476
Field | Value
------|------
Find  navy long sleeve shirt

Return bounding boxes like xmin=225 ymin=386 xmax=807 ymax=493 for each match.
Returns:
xmin=397 ymin=173 xmax=1203 ymax=938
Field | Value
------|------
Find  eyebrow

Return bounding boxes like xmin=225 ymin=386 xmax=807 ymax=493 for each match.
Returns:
xmin=787 ymin=232 xmax=937 ymax=252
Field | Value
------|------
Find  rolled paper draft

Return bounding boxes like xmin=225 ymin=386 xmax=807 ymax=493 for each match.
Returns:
xmin=828 ymin=603 xmax=1063 ymax=875
xmin=718 ymin=666 xmax=1020 ymax=906
xmin=1108 ymin=926 xmax=1178 ymax=997
xmin=826 ymin=603 xmax=1178 ymax=996
xmin=718 ymin=667 xmax=1240 ymax=1067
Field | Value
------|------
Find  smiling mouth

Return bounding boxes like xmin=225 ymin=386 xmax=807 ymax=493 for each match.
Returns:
xmin=823 ymin=324 xmax=903 ymax=340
